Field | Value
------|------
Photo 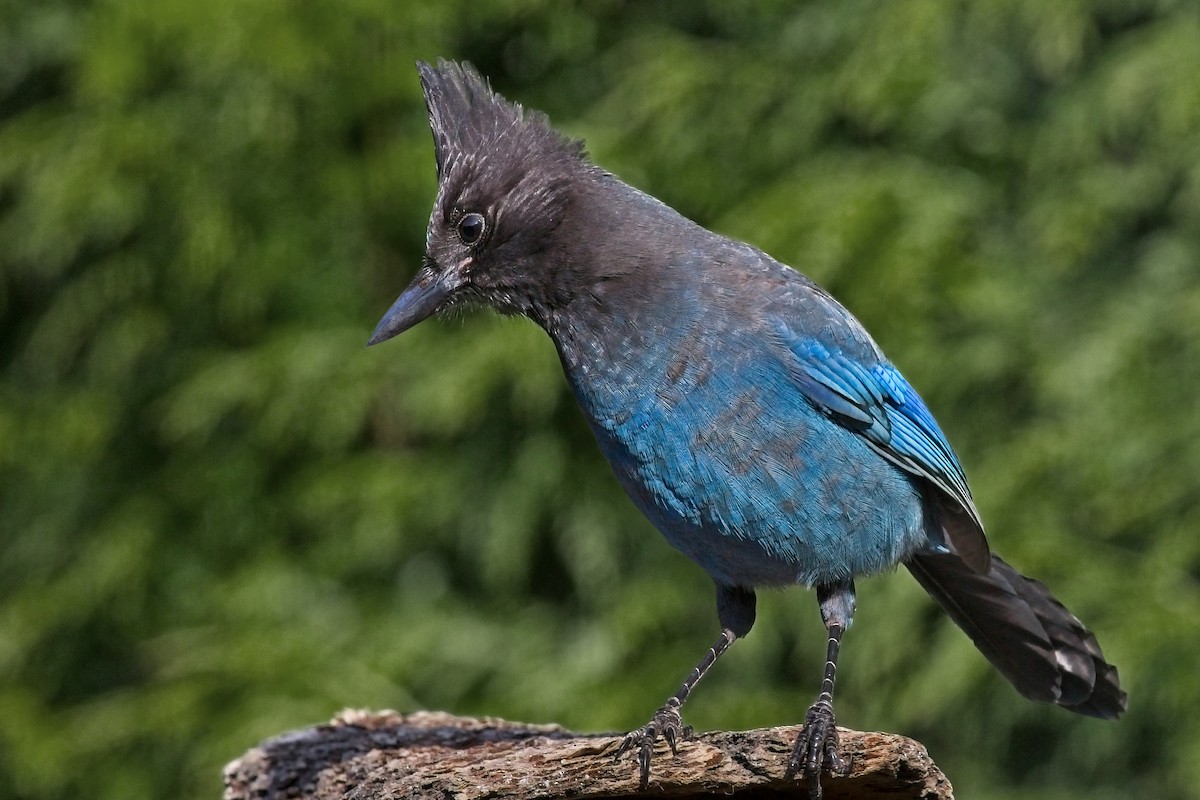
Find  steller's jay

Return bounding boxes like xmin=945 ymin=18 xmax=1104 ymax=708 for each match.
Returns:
xmin=369 ymin=60 xmax=1126 ymax=797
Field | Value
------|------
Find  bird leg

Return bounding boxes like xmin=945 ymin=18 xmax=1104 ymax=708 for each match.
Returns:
xmin=789 ymin=581 xmax=855 ymax=799
xmin=613 ymin=628 xmax=733 ymax=785
xmin=614 ymin=585 xmax=755 ymax=787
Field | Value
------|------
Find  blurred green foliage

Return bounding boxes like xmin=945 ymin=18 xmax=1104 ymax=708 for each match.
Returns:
xmin=1 ymin=1 xmax=1198 ymax=798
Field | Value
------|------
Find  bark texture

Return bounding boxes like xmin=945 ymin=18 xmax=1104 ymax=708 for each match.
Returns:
xmin=223 ymin=710 xmax=953 ymax=799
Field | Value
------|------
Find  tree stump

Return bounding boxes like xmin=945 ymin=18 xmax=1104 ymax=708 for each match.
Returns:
xmin=223 ymin=710 xmax=952 ymax=800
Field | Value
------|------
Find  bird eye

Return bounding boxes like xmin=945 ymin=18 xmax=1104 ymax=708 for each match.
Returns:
xmin=457 ymin=212 xmax=486 ymax=245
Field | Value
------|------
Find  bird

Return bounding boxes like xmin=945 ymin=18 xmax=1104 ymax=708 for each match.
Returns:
xmin=368 ymin=59 xmax=1126 ymax=798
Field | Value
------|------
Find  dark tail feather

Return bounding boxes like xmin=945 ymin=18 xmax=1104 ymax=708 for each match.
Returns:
xmin=906 ymin=550 xmax=1126 ymax=719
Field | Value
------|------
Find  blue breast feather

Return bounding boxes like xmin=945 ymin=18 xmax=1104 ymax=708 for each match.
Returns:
xmin=572 ymin=323 xmax=937 ymax=588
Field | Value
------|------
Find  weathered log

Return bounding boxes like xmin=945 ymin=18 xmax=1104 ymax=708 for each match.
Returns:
xmin=223 ymin=710 xmax=953 ymax=800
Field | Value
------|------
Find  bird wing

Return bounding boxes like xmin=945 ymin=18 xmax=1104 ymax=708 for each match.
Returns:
xmin=777 ymin=327 xmax=990 ymax=572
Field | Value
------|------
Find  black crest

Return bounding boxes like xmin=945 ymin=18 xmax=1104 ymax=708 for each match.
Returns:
xmin=417 ymin=60 xmax=586 ymax=184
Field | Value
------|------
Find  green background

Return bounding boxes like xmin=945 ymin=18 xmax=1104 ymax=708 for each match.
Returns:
xmin=2 ymin=1 xmax=1198 ymax=798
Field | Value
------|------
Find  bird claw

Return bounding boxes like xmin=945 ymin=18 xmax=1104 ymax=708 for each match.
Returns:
xmin=613 ymin=703 xmax=693 ymax=787
xmin=788 ymin=700 xmax=849 ymax=799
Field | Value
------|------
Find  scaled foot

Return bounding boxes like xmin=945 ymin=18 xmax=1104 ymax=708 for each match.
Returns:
xmin=788 ymin=700 xmax=849 ymax=800
xmin=613 ymin=702 xmax=693 ymax=788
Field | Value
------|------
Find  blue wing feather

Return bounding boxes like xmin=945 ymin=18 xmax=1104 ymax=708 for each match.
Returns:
xmin=779 ymin=331 xmax=984 ymax=539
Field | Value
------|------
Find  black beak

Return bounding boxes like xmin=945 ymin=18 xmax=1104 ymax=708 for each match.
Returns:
xmin=367 ymin=260 xmax=468 ymax=346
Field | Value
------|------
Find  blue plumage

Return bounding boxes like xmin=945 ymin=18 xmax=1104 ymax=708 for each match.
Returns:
xmin=369 ymin=60 xmax=1126 ymax=797
xmin=556 ymin=250 xmax=931 ymax=589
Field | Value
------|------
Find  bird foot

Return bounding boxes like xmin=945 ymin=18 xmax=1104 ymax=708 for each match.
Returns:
xmin=613 ymin=702 xmax=693 ymax=788
xmin=788 ymin=700 xmax=849 ymax=799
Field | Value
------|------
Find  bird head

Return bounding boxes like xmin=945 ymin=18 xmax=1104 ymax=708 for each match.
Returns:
xmin=368 ymin=60 xmax=593 ymax=346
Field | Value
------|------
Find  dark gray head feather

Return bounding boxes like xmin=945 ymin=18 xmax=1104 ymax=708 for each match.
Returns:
xmin=417 ymin=59 xmax=588 ymax=235
xmin=414 ymin=60 xmax=601 ymax=319
xmin=417 ymin=59 xmax=584 ymax=181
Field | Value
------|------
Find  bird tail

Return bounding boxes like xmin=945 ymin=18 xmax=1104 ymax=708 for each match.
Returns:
xmin=905 ymin=550 xmax=1126 ymax=719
